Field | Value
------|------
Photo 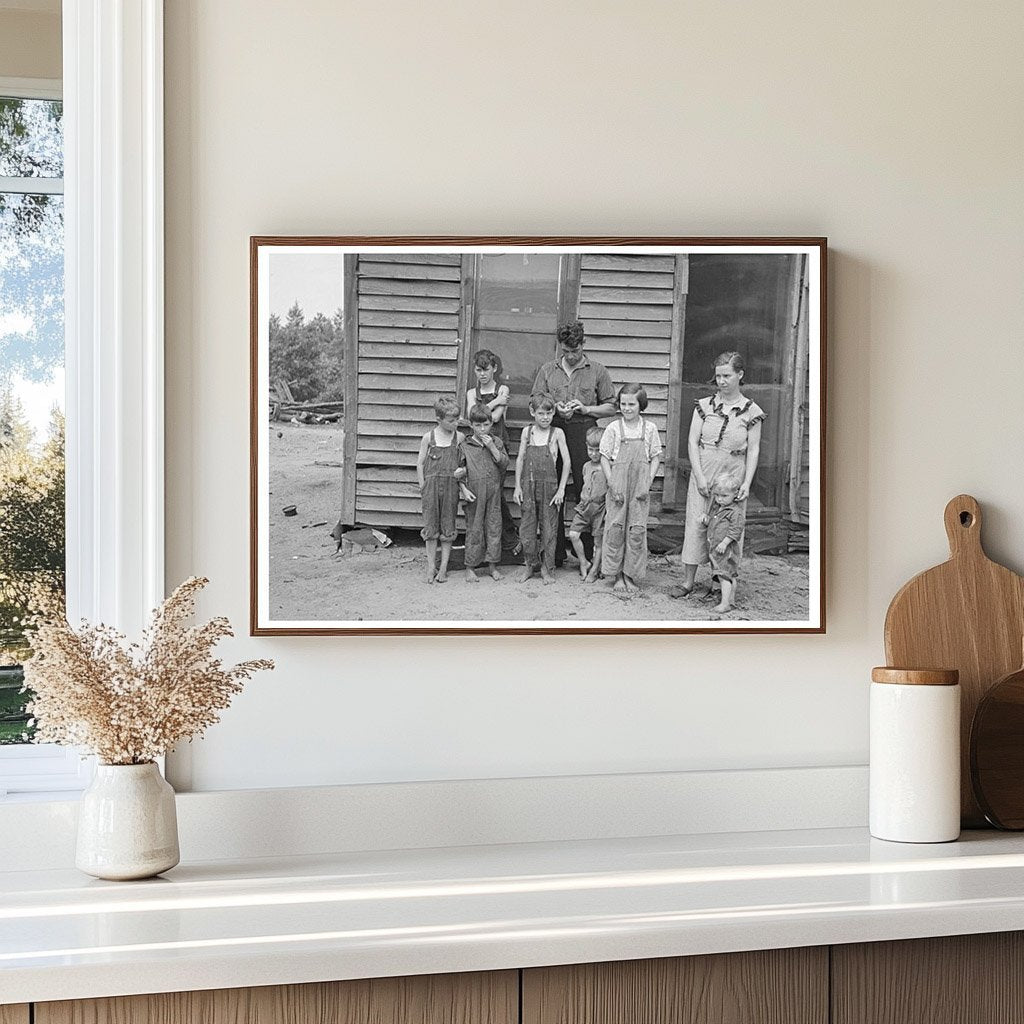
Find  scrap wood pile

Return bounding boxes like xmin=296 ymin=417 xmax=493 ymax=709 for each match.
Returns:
xmin=269 ymin=379 xmax=343 ymax=423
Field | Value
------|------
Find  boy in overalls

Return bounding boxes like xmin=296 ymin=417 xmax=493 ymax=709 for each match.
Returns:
xmin=513 ymin=396 xmax=570 ymax=584
xmin=416 ymin=396 xmax=464 ymax=583
xmin=462 ymin=403 xmax=509 ymax=582
xmin=568 ymin=426 xmax=609 ymax=582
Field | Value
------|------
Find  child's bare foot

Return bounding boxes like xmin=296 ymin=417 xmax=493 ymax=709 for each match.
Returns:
xmin=426 ymin=569 xmax=437 ymax=584
xmin=584 ymin=569 xmax=599 ymax=583
xmin=578 ymin=558 xmax=591 ymax=580
xmin=465 ymin=567 xmax=479 ymax=583
xmin=613 ymin=577 xmax=627 ymax=594
xmin=517 ymin=564 xmax=538 ymax=582
xmin=540 ymin=567 xmax=555 ymax=585
xmin=489 ymin=565 xmax=503 ymax=581
xmin=623 ymin=576 xmax=639 ymax=594
xmin=715 ymin=602 xmax=732 ymax=613
xmin=436 ymin=570 xmax=448 ymax=583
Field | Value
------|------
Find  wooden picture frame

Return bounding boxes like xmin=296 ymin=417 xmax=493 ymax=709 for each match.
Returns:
xmin=250 ymin=237 xmax=826 ymax=635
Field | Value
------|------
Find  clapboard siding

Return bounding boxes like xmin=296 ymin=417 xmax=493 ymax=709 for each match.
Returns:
xmin=353 ymin=254 xmax=463 ymax=527
xmin=578 ymin=254 xmax=675 ymax=488
xmin=360 ymin=310 xmax=461 ymax=330
xmin=359 ymin=294 xmax=461 ymax=313
xmin=359 ymin=278 xmax=462 ymax=299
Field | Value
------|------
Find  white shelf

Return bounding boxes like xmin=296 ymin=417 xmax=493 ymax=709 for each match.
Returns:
xmin=4 ymin=826 xmax=1024 ymax=1004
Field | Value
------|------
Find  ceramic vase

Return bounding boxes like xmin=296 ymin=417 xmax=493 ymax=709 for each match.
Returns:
xmin=76 ymin=762 xmax=180 ymax=880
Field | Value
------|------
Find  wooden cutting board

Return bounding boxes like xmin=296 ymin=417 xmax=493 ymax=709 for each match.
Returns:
xmin=884 ymin=494 xmax=1024 ymax=826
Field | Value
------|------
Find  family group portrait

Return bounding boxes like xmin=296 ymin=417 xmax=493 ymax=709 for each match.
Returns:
xmin=251 ymin=239 xmax=824 ymax=633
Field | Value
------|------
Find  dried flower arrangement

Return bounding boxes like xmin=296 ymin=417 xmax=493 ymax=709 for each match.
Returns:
xmin=22 ymin=577 xmax=273 ymax=765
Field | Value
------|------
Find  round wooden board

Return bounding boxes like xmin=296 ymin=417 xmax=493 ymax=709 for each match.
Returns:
xmin=971 ymin=664 xmax=1024 ymax=829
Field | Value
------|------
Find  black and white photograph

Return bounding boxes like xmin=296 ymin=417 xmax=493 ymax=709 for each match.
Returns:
xmin=251 ymin=238 xmax=825 ymax=634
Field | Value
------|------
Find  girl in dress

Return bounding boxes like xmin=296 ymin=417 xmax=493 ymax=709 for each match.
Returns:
xmin=677 ymin=351 xmax=765 ymax=597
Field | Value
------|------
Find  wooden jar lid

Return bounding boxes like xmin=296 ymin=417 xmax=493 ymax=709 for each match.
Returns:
xmin=871 ymin=667 xmax=960 ymax=686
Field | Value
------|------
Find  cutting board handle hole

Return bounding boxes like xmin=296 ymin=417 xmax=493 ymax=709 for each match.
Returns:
xmin=960 ymin=511 xmax=974 ymax=527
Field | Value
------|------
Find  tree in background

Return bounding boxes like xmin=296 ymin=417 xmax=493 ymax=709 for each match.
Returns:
xmin=0 ymin=395 xmax=64 ymax=743
xmin=268 ymin=302 xmax=345 ymax=403
xmin=0 ymin=394 xmax=65 ymax=661
xmin=0 ymin=95 xmax=66 ymax=743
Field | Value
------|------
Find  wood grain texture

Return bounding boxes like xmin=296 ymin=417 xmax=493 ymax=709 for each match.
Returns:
xmin=884 ymin=494 xmax=1024 ymax=825
xmin=661 ymin=253 xmax=688 ymax=505
xmin=871 ymin=667 xmax=959 ymax=686
xmin=340 ymin=253 xmax=359 ymax=525
xmin=37 ymin=971 xmax=517 ymax=1024
xmin=0 ymin=1006 xmax=29 ymax=1024
xmin=522 ymin=949 xmax=827 ymax=1024
xmin=833 ymin=933 xmax=1024 ymax=1024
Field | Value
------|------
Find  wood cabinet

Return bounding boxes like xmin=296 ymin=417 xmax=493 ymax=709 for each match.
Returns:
xmin=13 ymin=933 xmax=1024 ymax=1024
xmin=832 ymin=932 xmax=1024 ymax=1024
xmin=34 ymin=972 xmax=517 ymax=1024
xmin=522 ymin=948 xmax=828 ymax=1024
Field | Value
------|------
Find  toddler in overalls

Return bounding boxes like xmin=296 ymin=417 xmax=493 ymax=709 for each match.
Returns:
xmin=462 ymin=403 xmax=509 ymax=582
xmin=702 ymin=468 xmax=745 ymax=613
xmin=568 ymin=426 xmax=609 ymax=582
xmin=416 ymin=395 xmax=464 ymax=584
xmin=599 ymin=383 xmax=663 ymax=595
xmin=513 ymin=396 xmax=570 ymax=584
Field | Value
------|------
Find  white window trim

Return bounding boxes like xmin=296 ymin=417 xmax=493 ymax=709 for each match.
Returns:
xmin=0 ymin=76 xmax=62 ymax=101
xmin=0 ymin=2 xmax=165 ymax=797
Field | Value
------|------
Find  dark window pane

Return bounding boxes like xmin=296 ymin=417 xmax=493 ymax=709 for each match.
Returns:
xmin=682 ymin=254 xmax=798 ymax=385
xmin=476 ymin=253 xmax=560 ymax=332
xmin=0 ymin=98 xmax=63 ymax=179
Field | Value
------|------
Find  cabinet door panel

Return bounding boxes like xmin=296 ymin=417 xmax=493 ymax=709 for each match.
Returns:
xmin=523 ymin=949 xmax=827 ymax=1024
xmin=0 ymin=1007 xmax=30 ymax=1024
xmin=832 ymin=932 xmax=1024 ymax=1024
xmin=36 ymin=971 xmax=518 ymax=1024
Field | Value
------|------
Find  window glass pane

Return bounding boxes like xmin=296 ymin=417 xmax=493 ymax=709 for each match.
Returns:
xmin=476 ymin=253 xmax=560 ymax=332
xmin=0 ymin=98 xmax=63 ymax=179
xmin=681 ymin=254 xmax=797 ymax=385
xmin=0 ymin=185 xmax=65 ymax=744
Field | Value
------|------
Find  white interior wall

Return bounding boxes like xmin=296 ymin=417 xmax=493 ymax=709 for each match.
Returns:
xmin=163 ymin=1 xmax=1024 ymax=792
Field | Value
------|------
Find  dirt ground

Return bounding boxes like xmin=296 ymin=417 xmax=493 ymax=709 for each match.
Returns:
xmin=267 ymin=422 xmax=811 ymax=624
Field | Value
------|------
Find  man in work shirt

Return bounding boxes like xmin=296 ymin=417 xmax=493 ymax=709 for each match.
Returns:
xmin=531 ymin=320 xmax=618 ymax=566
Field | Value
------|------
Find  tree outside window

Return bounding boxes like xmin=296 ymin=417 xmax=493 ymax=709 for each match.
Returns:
xmin=0 ymin=94 xmax=65 ymax=744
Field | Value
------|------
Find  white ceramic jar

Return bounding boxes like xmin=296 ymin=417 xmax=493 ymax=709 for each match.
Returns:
xmin=870 ymin=667 xmax=961 ymax=843
xmin=76 ymin=762 xmax=180 ymax=880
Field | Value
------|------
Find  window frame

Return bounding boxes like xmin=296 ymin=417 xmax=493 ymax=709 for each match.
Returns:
xmin=0 ymin=0 xmax=165 ymax=797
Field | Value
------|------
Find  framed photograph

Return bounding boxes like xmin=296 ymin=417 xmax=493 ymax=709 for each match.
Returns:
xmin=250 ymin=237 xmax=826 ymax=635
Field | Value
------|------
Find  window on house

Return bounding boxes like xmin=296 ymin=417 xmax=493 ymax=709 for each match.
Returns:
xmin=0 ymin=91 xmax=65 ymax=757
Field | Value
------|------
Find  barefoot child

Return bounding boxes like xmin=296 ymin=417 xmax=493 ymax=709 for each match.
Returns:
xmin=462 ymin=404 xmax=509 ymax=582
xmin=568 ymin=426 xmax=608 ymax=582
xmin=416 ymin=396 xmax=463 ymax=583
xmin=702 ymin=468 xmax=745 ymax=612
xmin=600 ymin=383 xmax=663 ymax=594
xmin=513 ymin=396 xmax=570 ymax=584
xmin=464 ymin=348 xmax=516 ymax=551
